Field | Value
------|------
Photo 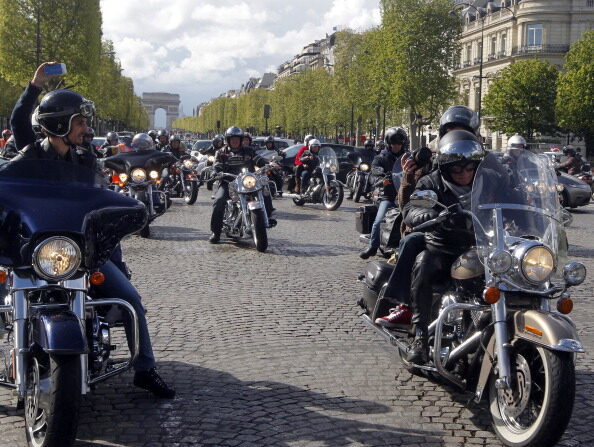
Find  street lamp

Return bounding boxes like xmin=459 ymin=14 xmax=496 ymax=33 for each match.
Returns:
xmin=450 ymin=3 xmax=517 ymax=128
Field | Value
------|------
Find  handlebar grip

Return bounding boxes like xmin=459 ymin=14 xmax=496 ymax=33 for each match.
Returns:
xmin=412 ymin=213 xmax=448 ymax=232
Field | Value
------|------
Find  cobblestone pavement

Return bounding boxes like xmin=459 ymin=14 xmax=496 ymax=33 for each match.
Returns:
xmin=1 ymin=192 xmax=593 ymax=447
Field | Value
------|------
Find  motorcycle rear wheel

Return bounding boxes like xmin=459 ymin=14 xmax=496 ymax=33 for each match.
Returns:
xmin=25 ymin=355 xmax=81 ymax=447
xmin=293 ymin=197 xmax=305 ymax=206
xmin=250 ymin=209 xmax=268 ymax=252
xmin=184 ymin=182 xmax=198 ymax=205
xmin=489 ymin=344 xmax=574 ymax=447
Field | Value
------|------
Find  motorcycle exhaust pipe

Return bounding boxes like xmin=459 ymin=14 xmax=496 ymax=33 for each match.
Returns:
xmin=283 ymin=193 xmax=301 ymax=199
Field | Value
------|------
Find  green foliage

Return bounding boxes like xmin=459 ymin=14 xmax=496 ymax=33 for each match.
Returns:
xmin=483 ymin=59 xmax=558 ymax=139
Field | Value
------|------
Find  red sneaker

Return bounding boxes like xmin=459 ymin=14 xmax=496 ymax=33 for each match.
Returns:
xmin=375 ymin=304 xmax=412 ymax=328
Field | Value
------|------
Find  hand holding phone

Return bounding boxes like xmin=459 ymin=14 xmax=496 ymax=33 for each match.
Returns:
xmin=44 ymin=63 xmax=67 ymax=75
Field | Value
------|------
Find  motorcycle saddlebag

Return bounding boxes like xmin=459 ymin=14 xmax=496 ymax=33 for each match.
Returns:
xmin=355 ymin=205 xmax=377 ymax=234
xmin=361 ymin=260 xmax=395 ymax=313
xmin=380 ymin=208 xmax=402 ymax=249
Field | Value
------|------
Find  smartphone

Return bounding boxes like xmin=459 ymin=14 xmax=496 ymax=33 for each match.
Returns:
xmin=44 ymin=63 xmax=67 ymax=75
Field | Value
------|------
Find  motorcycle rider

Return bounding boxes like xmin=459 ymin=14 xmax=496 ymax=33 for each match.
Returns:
xmin=166 ymin=134 xmax=186 ymax=159
xmin=293 ymin=134 xmax=314 ymax=193
xmin=403 ymin=129 xmax=485 ymax=364
xmin=101 ymin=131 xmax=120 ymax=157
xmin=242 ymin=131 xmax=254 ymax=149
xmin=0 ymin=129 xmax=11 ymax=148
xmin=155 ymin=129 xmax=169 ymax=151
xmin=202 ymin=134 xmax=224 ymax=156
xmin=81 ymin=127 xmax=102 ymax=158
xmin=375 ymin=140 xmax=385 ymax=154
xmin=359 ymin=127 xmax=409 ymax=259
xmin=299 ymin=139 xmax=321 ymax=193
xmin=264 ymin=135 xmax=276 ymax=152
xmin=558 ymin=145 xmax=583 ymax=175
xmin=148 ymin=129 xmax=158 ymax=144
xmin=11 ymin=88 xmax=176 ymax=398
xmin=209 ymin=126 xmax=275 ymax=243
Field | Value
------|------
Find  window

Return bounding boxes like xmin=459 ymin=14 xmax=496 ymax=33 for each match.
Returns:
xmin=527 ymin=24 xmax=543 ymax=47
xmin=588 ymin=0 xmax=593 ymax=7
xmin=501 ymin=34 xmax=507 ymax=54
xmin=466 ymin=45 xmax=471 ymax=62
xmin=491 ymin=36 xmax=497 ymax=56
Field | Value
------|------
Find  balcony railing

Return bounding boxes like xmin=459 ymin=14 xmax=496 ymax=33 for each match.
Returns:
xmin=511 ymin=44 xmax=570 ymax=55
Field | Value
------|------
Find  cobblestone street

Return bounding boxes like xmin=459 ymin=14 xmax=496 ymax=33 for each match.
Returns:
xmin=1 ymin=193 xmax=593 ymax=447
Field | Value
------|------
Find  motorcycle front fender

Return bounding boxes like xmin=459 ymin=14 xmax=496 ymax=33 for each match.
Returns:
xmin=31 ymin=310 xmax=88 ymax=355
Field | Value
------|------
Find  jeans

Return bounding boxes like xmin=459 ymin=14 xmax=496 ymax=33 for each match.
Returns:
xmin=94 ymin=261 xmax=156 ymax=372
xmin=369 ymin=200 xmax=395 ymax=249
xmin=300 ymin=169 xmax=313 ymax=192
xmin=383 ymin=232 xmax=425 ymax=304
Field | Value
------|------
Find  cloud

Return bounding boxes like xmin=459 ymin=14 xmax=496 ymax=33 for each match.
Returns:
xmin=100 ymin=0 xmax=381 ymax=115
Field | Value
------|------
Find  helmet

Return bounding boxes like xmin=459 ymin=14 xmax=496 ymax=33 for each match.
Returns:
xmin=506 ymin=135 xmax=526 ymax=150
xmin=225 ymin=126 xmax=243 ymax=144
xmin=157 ymin=129 xmax=169 ymax=140
xmin=438 ymin=105 xmax=479 ymax=138
xmin=375 ymin=140 xmax=385 ymax=150
xmin=131 ymin=133 xmax=155 ymax=151
xmin=437 ymin=129 xmax=484 ymax=170
xmin=106 ymin=131 xmax=118 ymax=143
xmin=2 ymin=129 xmax=11 ymax=139
xmin=85 ymin=127 xmax=95 ymax=138
xmin=148 ymin=130 xmax=157 ymax=139
xmin=36 ymin=89 xmax=95 ymax=137
xmin=242 ymin=131 xmax=253 ymax=144
xmin=384 ymin=127 xmax=409 ymax=149
xmin=364 ymin=139 xmax=374 ymax=149
xmin=169 ymin=135 xmax=181 ymax=143
xmin=304 ymin=134 xmax=314 ymax=146
xmin=309 ymin=139 xmax=321 ymax=148
xmin=265 ymin=136 xmax=274 ymax=143
xmin=31 ymin=109 xmax=42 ymax=134
xmin=213 ymin=134 xmax=224 ymax=147
xmin=563 ymin=145 xmax=576 ymax=156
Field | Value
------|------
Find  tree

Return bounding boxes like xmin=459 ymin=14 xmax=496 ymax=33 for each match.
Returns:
xmin=556 ymin=31 xmax=594 ymax=156
xmin=483 ymin=59 xmax=558 ymax=140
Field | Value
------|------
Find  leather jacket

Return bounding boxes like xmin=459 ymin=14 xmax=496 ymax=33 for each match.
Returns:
xmin=214 ymin=146 xmax=256 ymax=175
xmin=371 ymin=148 xmax=408 ymax=202
xmin=13 ymin=138 xmax=97 ymax=171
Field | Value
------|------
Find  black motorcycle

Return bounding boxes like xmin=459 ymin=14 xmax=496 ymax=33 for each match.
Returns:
xmin=286 ymin=147 xmax=344 ymax=211
xmin=0 ymin=159 xmax=147 ymax=447
xmin=161 ymin=155 xmax=200 ymax=205
xmin=346 ymin=158 xmax=373 ymax=203
xmin=102 ymin=149 xmax=175 ymax=238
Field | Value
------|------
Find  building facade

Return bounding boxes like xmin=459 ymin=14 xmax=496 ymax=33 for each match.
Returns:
xmin=453 ymin=0 xmax=594 ymax=150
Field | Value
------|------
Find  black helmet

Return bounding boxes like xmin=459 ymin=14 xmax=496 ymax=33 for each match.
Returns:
xmin=364 ymin=139 xmax=374 ymax=149
xmin=169 ymin=135 xmax=181 ymax=143
xmin=157 ymin=129 xmax=169 ymax=139
xmin=148 ymin=130 xmax=157 ymax=139
xmin=438 ymin=105 xmax=479 ymax=138
xmin=437 ymin=129 xmax=484 ymax=171
xmin=225 ymin=126 xmax=243 ymax=144
xmin=384 ymin=127 xmax=408 ymax=150
xmin=563 ymin=145 xmax=576 ymax=156
xmin=375 ymin=140 xmax=385 ymax=151
xmin=2 ymin=129 xmax=11 ymax=139
xmin=213 ymin=134 xmax=224 ymax=147
xmin=106 ymin=131 xmax=118 ymax=143
xmin=132 ymin=133 xmax=155 ymax=151
xmin=84 ymin=127 xmax=95 ymax=137
xmin=36 ymin=89 xmax=95 ymax=137
xmin=265 ymin=136 xmax=274 ymax=143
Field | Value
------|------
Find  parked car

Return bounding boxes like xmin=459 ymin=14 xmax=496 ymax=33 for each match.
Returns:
xmin=252 ymin=137 xmax=294 ymax=151
xmin=558 ymin=171 xmax=591 ymax=208
xmin=192 ymin=140 xmax=212 ymax=152
xmin=92 ymin=137 xmax=106 ymax=148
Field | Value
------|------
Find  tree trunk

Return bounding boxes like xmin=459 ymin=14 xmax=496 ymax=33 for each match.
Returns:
xmin=409 ymin=111 xmax=419 ymax=150
xmin=585 ymin=130 xmax=594 ymax=161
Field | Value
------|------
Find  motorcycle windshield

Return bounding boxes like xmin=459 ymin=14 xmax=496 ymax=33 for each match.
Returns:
xmin=319 ymin=147 xmax=338 ymax=174
xmin=471 ymin=150 xmax=566 ymax=270
xmin=0 ymin=159 xmax=146 ymax=268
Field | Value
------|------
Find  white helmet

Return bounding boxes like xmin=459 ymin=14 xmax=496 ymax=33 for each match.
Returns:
xmin=308 ymin=139 xmax=321 ymax=148
xmin=304 ymin=134 xmax=314 ymax=145
xmin=507 ymin=135 xmax=526 ymax=150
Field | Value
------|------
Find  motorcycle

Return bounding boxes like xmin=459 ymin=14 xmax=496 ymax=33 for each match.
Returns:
xmin=161 ymin=155 xmax=200 ymax=205
xmin=358 ymin=149 xmax=585 ymax=447
xmin=195 ymin=153 xmax=217 ymax=191
xmin=102 ymin=149 xmax=175 ymax=238
xmin=346 ymin=158 xmax=373 ymax=203
xmin=219 ymin=168 xmax=274 ymax=252
xmin=0 ymin=159 xmax=146 ymax=447
xmin=574 ymin=162 xmax=593 ymax=199
xmin=286 ymin=147 xmax=344 ymax=211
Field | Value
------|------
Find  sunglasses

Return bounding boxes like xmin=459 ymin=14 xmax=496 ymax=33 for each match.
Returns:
xmin=448 ymin=162 xmax=478 ymax=174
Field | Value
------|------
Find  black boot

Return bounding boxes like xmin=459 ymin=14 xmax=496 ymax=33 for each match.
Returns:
xmin=133 ymin=367 xmax=176 ymax=398
xmin=359 ymin=246 xmax=378 ymax=259
xmin=209 ymin=232 xmax=220 ymax=244
xmin=406 ymin=335 xmax=428 ymax=364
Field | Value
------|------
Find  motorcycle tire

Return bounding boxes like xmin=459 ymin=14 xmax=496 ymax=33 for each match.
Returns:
xmin=25 ymin=355 xmax=81 ymax=447
xmin=323 ymin=182 xmax=344 ymax=211
xmin=250 ymin=209 xmax=268 ymax=252
xmin=293 ymin=197 xmax=305 ymax=206
xmin=354 ymin=179 xmax=365 ymax=203
xmin=184 ymin=182 xmax=198 ymax=205
xmin=139 ymin=224 xmax=150 ymax=238
xmin=489 ymin=343 xmax=575 ymax=447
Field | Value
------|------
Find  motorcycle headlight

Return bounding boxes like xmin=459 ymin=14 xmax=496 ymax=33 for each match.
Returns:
xmin=183 ymin=159 xmax=196 ymax=169
xmin=119 ymin=173 xmax=128 ymax=183
xmin=32 ymin=236 xmax=81 ymax=280
xmin=563 ymin=261 xmax=586 ymax=286
xmin=208 ymin=155 xmax=215 ymax=163
xmin=520 ymin=245 xmax=555 ymax=283
xmin=242 ymin=175 xmax=257 ymax=189
xmin=131 ymin=168 xmax=147 ymax=183
xmin=359 ymin=163 xmax=370 ymax=172
xmin=149 ymin=170 xmax=159 ymax=179
xmin=488 ymin=250 xmax=512 ymax=274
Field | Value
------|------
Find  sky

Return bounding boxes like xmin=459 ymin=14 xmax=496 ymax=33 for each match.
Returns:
xmin=100 ymin=0 xmax=381 ymax=119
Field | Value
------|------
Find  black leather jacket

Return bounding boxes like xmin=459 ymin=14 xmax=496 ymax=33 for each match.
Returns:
xmin=214 ymin=146 xmax=256 ymax=175
xmin=13 ymin=138 xmax=97 ymax=171
xmin=371 ymin=148 xmax=408 ymax=202
xmin=299 ymin=150 xmax=319 ymax=170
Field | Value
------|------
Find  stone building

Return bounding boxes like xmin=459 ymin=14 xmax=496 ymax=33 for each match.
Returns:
xmin=453 ymin=0 xmax=594 ymax=150
xmin=275 ymin=33 xmax=337 ymax=81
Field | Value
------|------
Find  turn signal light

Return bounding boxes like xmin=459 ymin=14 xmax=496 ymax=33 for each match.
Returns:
xmin=90 ymin=272 xmax=105 ymax=286
xmin=484 ymin=287 xmax=501 ymax=304
xmin=557 ymin=297 xmax=573 ymax=314
xmin=111 ymin=174 xmax=120 ymax=183
xmin=383 ymin=179 xmax=391 ymax=186
xmin=0 ymin=270 xmax=7 ymax=284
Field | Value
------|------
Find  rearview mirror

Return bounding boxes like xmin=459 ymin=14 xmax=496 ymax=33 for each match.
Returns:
xmin=409 ymin=190 xmax=439 ymax=209
xmin=371 ymin=166 xmax=384 ymax=175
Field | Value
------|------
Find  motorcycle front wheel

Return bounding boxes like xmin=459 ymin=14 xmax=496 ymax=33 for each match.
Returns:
xmin=323 ymin=182 xmax=344 ymax=211
xmin=184 ymin=182 xmax=198 ymax=205
xmin=354 ymin=178 xmax=365 ymax=203
xmin=25 ymin=355 xmax=81 ymax=447
xmin=250 ymin=209 xmax=268 ymax=252
xmin=489 ymin=343 xmax=575 ymax=447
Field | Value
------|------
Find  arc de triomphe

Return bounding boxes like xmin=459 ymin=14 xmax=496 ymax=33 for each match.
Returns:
xmin=142 ymin=92 xmax=180 ymax=129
